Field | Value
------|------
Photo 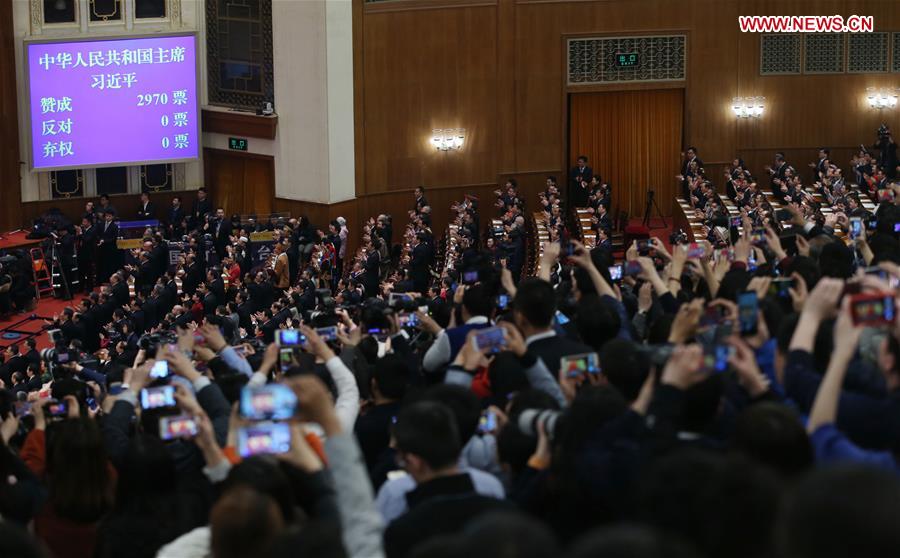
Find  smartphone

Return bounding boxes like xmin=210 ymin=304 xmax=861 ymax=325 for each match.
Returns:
xmin=561 ymin=352 xmax=601 ymax=379
xmin=703 ymin=345 xmax=734 ymax=374
xmin=462 ymin=270 xmax=479 ymax=284
xmin=849 ymin=293 xmax=896 ymax=326
xmin=472 ymin=327 xmax=507 ymax=354
xmin=730 ymin=216 xmax=742 ymax=228
xmin=496 ymin=294 xmax=510 ymax=310
xmin=388 ymin=292 xmax=413 ymax=307
xmin=278 ymin=347 xmax=295 ymax=373
xmin=750 ymin=228 xmax=767 ymax=246
xmin=141 ymin=385 xmax=177 ymax=410
xmin=240 ymin=384 xmax=298 ymax=421
xmin=237 ymin=422 xmax=292 ymax=457
xmin=737 ymin=291 xmax=759 ymax=335
xmin=159 ymin=415 xmax=198 ymax=440
xmin=565 ymin=242 xmax=577 ymax=257
xmin=608 ymin=264 xmax=623 ymax=282
xmin=878 ymin=189 xmax=895 ymax=202
xmin=14 ymin=401 xmax=32 ymax=418
xmin=276 ymin=329 xmax=305 ymax=347
xmin=637 ymin=239 xmax=652 ymax=255
xmin=849 ymin=217 xmax=863 ymax=240
xmin=624 ymin=260 xmax=643 ymax=277
xmin=700 ymin=305 xmax=726 ymax=328
xmin=397 ymin=312 xmax=420 ymax=328
xmin=315 ymin=326 xmax=339 ymax=342
xmin=769 ymin=278 xmax=795 ymax=298
xmin=477 ymin=410 xmax=497 ymax=434
xmin=864 ymin=266 xmax=900 ymax=289
xmin=233 ymin=345 xmax=247 ymax=357
xmin=150 ymin=360 xmax=169 ymax=379
xmin=685 ymin=242 xmax=704 ymax=259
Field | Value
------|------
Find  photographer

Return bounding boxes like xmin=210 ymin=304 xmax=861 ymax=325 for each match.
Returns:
xmin=873 ymin=124 xmax=899 ymax=179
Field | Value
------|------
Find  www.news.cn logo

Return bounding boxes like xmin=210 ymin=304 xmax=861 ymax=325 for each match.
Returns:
xmin=739 ymin=15 xmax=874 ymax=33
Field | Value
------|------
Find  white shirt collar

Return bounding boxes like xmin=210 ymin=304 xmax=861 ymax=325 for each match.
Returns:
xmin=525 ymin=329 xmax=557 ymax=346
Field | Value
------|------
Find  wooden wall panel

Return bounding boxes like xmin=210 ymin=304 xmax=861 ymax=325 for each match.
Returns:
xmin=203 ymin=148 xmax=275 ymax=217
xmin=355 ymin=0 xmax=900 ymax=206
xmin=0 ymin=0 xmax=22 ymax=233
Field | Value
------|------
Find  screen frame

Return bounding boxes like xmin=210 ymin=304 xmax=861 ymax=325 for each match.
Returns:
xmin=24 ymin=31 xmax=202 ymax=173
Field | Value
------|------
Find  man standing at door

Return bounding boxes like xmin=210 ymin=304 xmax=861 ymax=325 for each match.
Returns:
xmin=97 ymin=211 xmax=119 ymax=284
xmin=568 ymin=155 xmax=593 ymax=207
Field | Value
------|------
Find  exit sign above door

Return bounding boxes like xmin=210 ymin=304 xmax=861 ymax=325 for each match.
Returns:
xmin=229 ymin=137 xmax=248 ymax=151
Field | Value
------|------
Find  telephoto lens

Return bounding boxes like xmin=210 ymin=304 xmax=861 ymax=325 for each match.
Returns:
xmin=517 ymin=409 xmax=562 ymax=441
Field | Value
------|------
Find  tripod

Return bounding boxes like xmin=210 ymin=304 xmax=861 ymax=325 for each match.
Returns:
xmin=642 ymin=190 xmax=668 ymax=229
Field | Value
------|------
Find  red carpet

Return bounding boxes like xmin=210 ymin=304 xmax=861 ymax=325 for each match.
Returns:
xmin=0 ymin=296 xmax=75 ymax=351
xmin=0 ymin=230 xmax=42 ymax=251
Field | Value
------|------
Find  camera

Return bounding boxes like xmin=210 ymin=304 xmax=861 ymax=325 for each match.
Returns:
xmin=669 ymin=229 xmax=688 ymax=246
xmin=518 ymin=409 xmax=563 ymax=441
xmin=138 ymin=331 xmax=178 ymax=358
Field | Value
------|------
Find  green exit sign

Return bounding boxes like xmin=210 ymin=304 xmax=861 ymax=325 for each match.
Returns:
xmin=615 ymin=52 xmax=639 ymax=67
xmin=229 ymin=137 xmax=248 ymax=151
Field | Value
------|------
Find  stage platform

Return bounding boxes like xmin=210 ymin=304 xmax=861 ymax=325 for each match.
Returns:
xmin=0 ymin=230 xmax=42 ymax=252
xmin=0 ymin=296 xmax=73 ymax=352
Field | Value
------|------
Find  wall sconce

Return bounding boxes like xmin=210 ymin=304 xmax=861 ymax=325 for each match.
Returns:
xmin=431 ymin=128 xmax=466 ymax=151
xmin=732 ymin=97 xmax=765 ymax=118
xmin=866 ymin=87 xmax=898 ymax=110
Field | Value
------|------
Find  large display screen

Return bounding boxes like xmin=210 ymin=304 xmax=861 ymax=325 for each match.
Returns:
xmin=26 ymin=33 xmax=199 ymax=171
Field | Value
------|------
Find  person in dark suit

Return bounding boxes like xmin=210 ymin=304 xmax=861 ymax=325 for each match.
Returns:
xmin=190 ymin=187 xmax=212 ymax=230
xmin=414 ymin=186 xmax=428 ymax=214
xmin=362 ymin=238 xmax=381 ymax=298
xmin=568 ymin=155 xmax=593 ymax=207
xmin=679 ymin=147 xmax=703 ymax=199
xmin=809 ymin=148 xmax=829 ymax=181
xmin=409 ymin=232 xmax=432 ymax=293
xmin=512 ymin=278 xmax=593 ymax=379
xmin=0 ymin=345 xmax=27 ymax=386
xmin=77 ymin=216 xmax=98 ymax=292
xmin=97 ymin=211 xmax=119 ymax=284
xmin=206 ymin=208 xmax=231 ymax=260
xmin=167 ymin=196 xmax=185 ymax=237
xmin=136 ymin=192 xmax=156 ymax=220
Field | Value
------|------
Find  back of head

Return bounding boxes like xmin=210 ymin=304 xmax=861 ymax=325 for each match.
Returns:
xmin=777 ymin=465 xmax=900 ymax=558
xmin=731 ymin=402 xmax=813 ymax=477
xmin=456 ymin=511 xmax=559 ymax=558
xmin=223 ymin=456 xmax=296 ymax=523
xmin=513 ymin=278 xmax=555 ymax=329
xmin=422 ymin=384 xmax=482 ymax=443
xmin=115 ymin=434 xmax=177 ymax=510
xmin=373 ymin=353 xmax=409 ymax=401
xmin=598 ymin=339 xmax=649 ymax=402
xmin=393 ymin=401 xmax=461 ymax=470
xmin=462 ymin=283 xmax=493 ymax=318
xmin=211 ymin=486 xmax=285 ymax=558
xmin=575 ymin=294 xmax=622 ymax=351
xmin=818 ymin=241 xmax=853 ymax=279
xmin=569 ymin=524 xmax=700 ymax=558
xmin=46 ymin=417 xmax=113 ymax=522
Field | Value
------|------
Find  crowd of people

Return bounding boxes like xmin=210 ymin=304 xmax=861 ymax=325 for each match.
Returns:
xmin=3 ymin=143 xmax=900 ymax=558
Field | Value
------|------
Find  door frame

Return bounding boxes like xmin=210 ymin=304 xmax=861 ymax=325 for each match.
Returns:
xmin=203 ymin=147 xmax=275 ymax=216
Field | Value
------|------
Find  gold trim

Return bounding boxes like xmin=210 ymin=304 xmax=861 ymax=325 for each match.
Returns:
xmin=90 ymin=0 xmax=120 ymax=21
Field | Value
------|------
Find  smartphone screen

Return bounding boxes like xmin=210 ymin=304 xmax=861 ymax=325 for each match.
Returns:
xmin=472 ymin=327 xmax=507 ymax=354
xmin=769 ymin=278 xmax=795 ymax=298
xmin=315 ymin=326 xmax=338 ymax=342
xmin=141 ymin=385 xmax=177 ymax=410
xmin=608 ymin=265 xmax=623 ymax=281
xmin=561 ymin=352 xmax=601 ymax=378
xmin=850 ymin=217 xmax=863 ymax=240
xmin=496 ymin=294 xmax=509 ymax=310
xmin=150 ymin=360 xmax=169 ymax=379
xmin=685 ymin=243 xmax=704 ymax=259
xmin=238 ymin=422 xmax=292 ymax=457
xmin=398 ymin=313 xmax=420 ymax=328
xmin=462 ymin=270 xmax=479 ymax=284
xmin=850 ymin=293 xmax=896 ymax=326
xmin=703 ymin=345 xmax=733 ymax=374
xmin=239 ymin=384 xmax=298 ymax=420
xmin=737 ymin=291 xmax=759 ymax=335
xmin=624 ymin=261 xmax=643 ymax=277
xmin=278 ymin=348 xmax=295 ymax=373
xmin=159 ymin=415 xmax=198 ymax=440
xmin=276 ymin=329 xmax=303 ymax=346
xmin=477 ymin=410 xmax=497 ymax=434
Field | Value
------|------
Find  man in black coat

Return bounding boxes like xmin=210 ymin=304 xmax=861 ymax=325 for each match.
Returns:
xmin=77 ymin=216 xmax=98 ymax=292
xmin=568 ymin=155 xmax=593 ymax=207
xmin=97 ymin=211 xmax=119 ymax=285
xmin=190 ymin=188 xmax=212 ymax=230
xmin=409 ymin=232 xmax=432 ymax=293
xmin=136 ymin=192 xmax=156 ymax=220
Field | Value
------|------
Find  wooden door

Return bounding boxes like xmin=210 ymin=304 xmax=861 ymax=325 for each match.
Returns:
xmin=203 ymin=148 xmax=274 ymax=216
xmin=569 ymin=89 xmax=684 ymax=218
